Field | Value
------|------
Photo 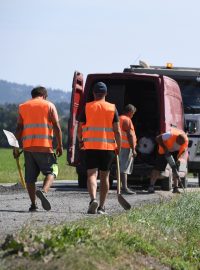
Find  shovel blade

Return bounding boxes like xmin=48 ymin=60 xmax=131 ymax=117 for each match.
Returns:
xmin=118 ymin=194 xmax=131 ymax=210
xmin=3 ymin=129 xmax=19 ymax=148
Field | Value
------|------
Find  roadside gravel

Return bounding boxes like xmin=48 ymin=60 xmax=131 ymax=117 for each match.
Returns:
xmin=0 ymin=182 xmax=175 ymax=243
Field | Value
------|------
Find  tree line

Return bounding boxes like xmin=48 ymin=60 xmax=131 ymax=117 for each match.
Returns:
xmin=0 ymin=102 xmax=70 ymax=148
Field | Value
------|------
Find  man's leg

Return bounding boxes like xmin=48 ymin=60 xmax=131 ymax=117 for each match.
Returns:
xmin=121 ymin=173 xmax=135 ymax=194
xmin=172 ymin=174 xmax=181 ymax=193
xmin=87 ymin=168 xmax=98 ymax=200
xmin=121 ymin=173 xmax=127 ymax=189
xmin=87 ymin=168 xmax=98 ymax=214
xmin=99 ymin=170 xmax=110 ymax=208
xmin=35 ymin=173 xmax=54 ymax=211
xmin=43 ymin=174 xmax=55 ymax=193
xmin=148 ymin=169 xmax=160 ymax=193
xmin=26 ymin=183 xmax=36 ymax=204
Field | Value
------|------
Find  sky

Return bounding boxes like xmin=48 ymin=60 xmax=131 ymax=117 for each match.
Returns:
xmin=0 ymin=0 xmax=200 ymax=92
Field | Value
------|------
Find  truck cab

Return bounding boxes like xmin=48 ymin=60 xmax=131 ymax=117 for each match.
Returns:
xmin=67 ymin=71 xmax=187 ymax=190
xmin=124 ymin=61 xmax=200 ymax=185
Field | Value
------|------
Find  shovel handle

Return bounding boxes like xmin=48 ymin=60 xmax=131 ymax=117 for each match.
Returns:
xmin=16 ymin=157 xmax=26 ymax=189
xmin=116 ymin=154 xmax=121 ymax=194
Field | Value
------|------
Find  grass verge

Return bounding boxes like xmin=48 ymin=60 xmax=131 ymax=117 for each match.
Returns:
xmin=1 ymin=192 xmax=200 ymax=270
xmin=0 ymin=148 xmax=77 ymax=183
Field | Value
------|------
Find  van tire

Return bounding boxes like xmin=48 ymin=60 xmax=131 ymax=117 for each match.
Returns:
xmin=78 ymin=173 xmax=87 ymax=188
xmin=161 ymin=176 xmax=172 ymax=191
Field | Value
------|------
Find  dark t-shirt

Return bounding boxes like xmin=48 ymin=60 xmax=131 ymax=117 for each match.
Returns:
xmin=78 ymin=106 xmax=119 ymax=123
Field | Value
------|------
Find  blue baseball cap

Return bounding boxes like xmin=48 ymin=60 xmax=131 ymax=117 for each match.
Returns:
xmin=93 ymin=82 xmax=107 ymax=94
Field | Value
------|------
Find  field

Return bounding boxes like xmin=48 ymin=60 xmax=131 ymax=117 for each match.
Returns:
xmin=1 ymin=192 xmax=200 ymax=270
xmin=0 ymin=148 xmax=77 ymax=183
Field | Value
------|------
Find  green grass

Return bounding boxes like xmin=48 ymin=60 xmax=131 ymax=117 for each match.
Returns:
xmin=0 ymin=148 xmax=77 ymax=183
xmin=1 ymin=192 xmax=200 ymax=270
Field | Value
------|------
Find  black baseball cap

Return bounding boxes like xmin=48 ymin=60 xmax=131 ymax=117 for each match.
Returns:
xmin=93 ymin=82 xmax=107 ymax=94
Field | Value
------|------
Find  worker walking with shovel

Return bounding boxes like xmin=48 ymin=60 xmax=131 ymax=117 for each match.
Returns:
xmin=13 ymin=86 xmax=63 ymax=211
xmin=78 ymin=82 xmax=122 ymax=214
xmin=148 ymin=127 xmax=188 ymax=194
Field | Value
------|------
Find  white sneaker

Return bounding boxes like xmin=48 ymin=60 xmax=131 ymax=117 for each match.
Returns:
xmin=87 ymin=199 xmax=98 ymax=214
xmin=97 ymin=206 xmax=107 ymax=215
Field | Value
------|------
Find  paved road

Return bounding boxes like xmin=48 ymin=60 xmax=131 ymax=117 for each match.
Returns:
xmin=0 ymin=178 xmax=199 ymax=243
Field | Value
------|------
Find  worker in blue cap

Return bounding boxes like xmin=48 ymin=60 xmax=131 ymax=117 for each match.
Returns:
xmin=78 ymin=82 xmax=121 ymax=214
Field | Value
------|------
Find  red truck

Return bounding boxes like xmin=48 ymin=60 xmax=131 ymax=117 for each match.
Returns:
xmin=67 ymin=71 xmax=187 ymax=190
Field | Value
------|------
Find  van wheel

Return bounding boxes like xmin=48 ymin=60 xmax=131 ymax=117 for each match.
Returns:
xmin=180 ymin=177 xmax=188 ymax=188
xmin=78 ymin=173 xmax=87 ymax=188
xmin=161 ymin=176 xmax=173 ymax=191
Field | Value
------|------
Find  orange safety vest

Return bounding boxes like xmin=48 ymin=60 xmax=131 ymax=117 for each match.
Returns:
xmin=158 ymin=128 xmax=188 ymax=158
xmin=119 ymin=115 xmax=137 ymax=149
xmin=19 ymin=98 xmax=54 ymax=148
xmin=82 ymin=100 xmax=116 ymax=150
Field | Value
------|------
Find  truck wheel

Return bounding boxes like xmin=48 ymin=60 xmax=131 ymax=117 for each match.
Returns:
xmin=180 ymin=177 xmax=188 ymax=188
xmin=78 ymin=173 xmax=87 ymax=188
xmin=161 ymin=176 xmax=173 ymax=191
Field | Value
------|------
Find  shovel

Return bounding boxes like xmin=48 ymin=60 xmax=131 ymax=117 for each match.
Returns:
xmin=3 ymin=129 xmax=26 ymax=189
xmin=165 ymin=153 xmax=185 ymax=192
xmin=116 ymin=154 xmax=131 ymax=210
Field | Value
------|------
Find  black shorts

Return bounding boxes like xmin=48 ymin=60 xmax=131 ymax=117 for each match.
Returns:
xmin=85 ymin=150 xmax=115 ymax=171
xmin=154 ymin=151 xmax=178 ymax=171
xmin=24 ymin=151 xmax=58 ymax=183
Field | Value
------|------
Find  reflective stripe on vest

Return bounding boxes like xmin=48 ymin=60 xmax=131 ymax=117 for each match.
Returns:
xmin=119 ymin=115 xmax=137 ymax=149
xmin=22 ymin=134 xmax=53 ymax=141
xmin=23 ymin=123 xmax=53 ymax=129
xmin=82 ymin=127 xmax=113 ymax=132
xmin=121 ymin=130 xmax=130 ymax=148
xmin=19 ymin=98 xmax=54 ymax=148
xmin=82 ymin=101 xmax=116 ymax=150
xmin=83 ymin=137 xmax=115 ymax=143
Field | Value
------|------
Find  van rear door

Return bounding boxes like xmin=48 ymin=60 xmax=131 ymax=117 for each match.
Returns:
xmin=67 ymin=71 xmax=84 ymax=165
xmin=162 ymin=76 xmax=184 ymax=132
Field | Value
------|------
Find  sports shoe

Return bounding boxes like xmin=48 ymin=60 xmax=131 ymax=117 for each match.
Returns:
xmin=97 ymin=206 xmax=107 ymax=215
xmin=172 ymin=187 xmax=181 ymax=194
xmin=29 ymin=203 xmax=38 ymax=212
xmin=36 ymin=190 xmax=51 ymax=211
xmin=148 ymin=185 xmax=155 ymax=193
xmin=122 ymin=187 xmax=136 ymax=195
xmin=87 ymin=199 xmax=98 ymax=214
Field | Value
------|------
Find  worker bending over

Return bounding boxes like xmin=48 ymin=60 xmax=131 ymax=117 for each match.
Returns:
xmin=148 ymin=127 xmax=188 ymax=194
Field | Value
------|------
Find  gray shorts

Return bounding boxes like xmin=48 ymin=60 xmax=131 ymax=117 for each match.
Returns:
xmin=24 ymin=151 xmax=58 ymax=183
xmin=119 ymin=148 xmax=134 ymax=174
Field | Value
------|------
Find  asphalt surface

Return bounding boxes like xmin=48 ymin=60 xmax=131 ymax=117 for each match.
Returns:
xmin=0 ymin=179 xmax=199 ymax=243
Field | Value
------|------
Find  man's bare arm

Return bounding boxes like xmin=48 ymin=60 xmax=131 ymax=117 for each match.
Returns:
xmin=113 ymin=122 xmax=121 ymax=154
xmin=53 ymin=121 xmax=63 ymax=156
xmin=77 ymin=122 xmax=84 ymax=148
xmin=126 ymin=129 xmax=137 ymax=156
